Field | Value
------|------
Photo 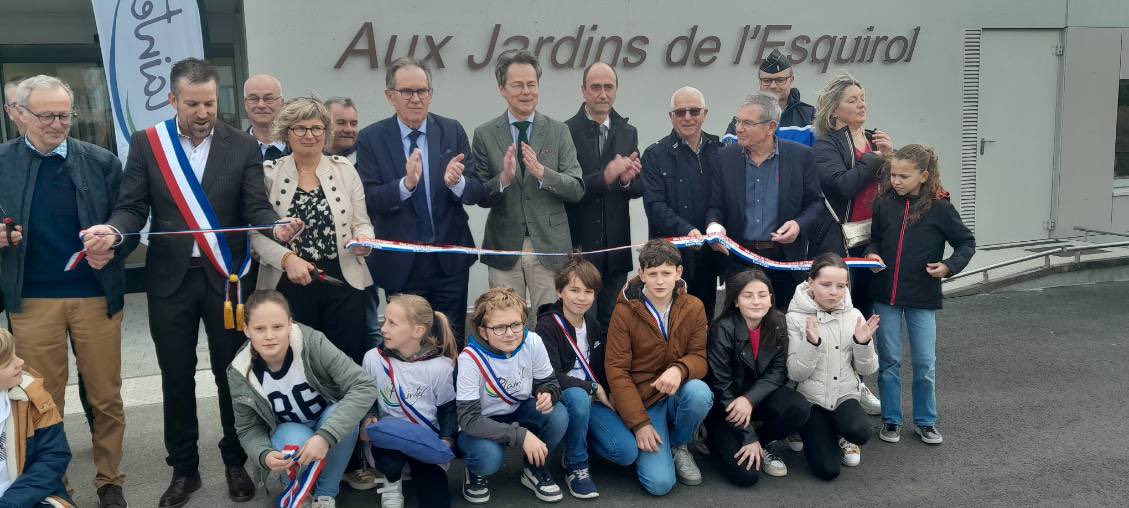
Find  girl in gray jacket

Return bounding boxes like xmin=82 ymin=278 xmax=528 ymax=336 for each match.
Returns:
xmin=227 ymin=290 xmax=378 ymax=508
xmin=786 ymin=253 xmax=879 ymax=481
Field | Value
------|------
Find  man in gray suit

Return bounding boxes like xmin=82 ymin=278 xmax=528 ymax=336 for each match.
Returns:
xmin=472 ymin=50 xmax=584 ymax=312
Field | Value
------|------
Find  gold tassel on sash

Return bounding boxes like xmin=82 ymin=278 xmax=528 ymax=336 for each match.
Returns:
xmin=223 ymin=300 xmax=234 ymax=329
xmin=223 ymin=273 xmax=239 ymax=330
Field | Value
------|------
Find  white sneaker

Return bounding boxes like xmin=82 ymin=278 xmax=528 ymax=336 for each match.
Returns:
xmin=761 ymin=444 xmax=788 ymax=477
xmin=672 ymin=445 xmax=702 ymax=485
xmin=839 ymin=438 xmax=861 ymax=467
xmin=785 ymin=433 xmax=804 ymax=452
xmin=378 ymin=478 xmax=405 ymax=508
xmin=859 ymin=383 xmax=881 ymax=416
xmin=311 ymin=496 xmax=336 ymax=508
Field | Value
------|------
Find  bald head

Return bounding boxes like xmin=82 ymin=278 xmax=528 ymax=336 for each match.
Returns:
xmin=582 ymin=62 xmax=619 ymax=122
xmin=244 ymin=74 xmax=283 ymax=132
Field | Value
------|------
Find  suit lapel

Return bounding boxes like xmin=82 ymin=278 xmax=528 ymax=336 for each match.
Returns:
xmin=776 ymin=144 xmax=792 ymax=221
xmin=383 ymin=116 xmax=408 ymax=177
xmin=493 ymin=114 xmax=517 ymax=181
xmin=733 ymin=149 xmax=747 ymax=222
xmin=200 ymin=123 xmax=230 ymax=196
xmin=425 ymin=115 xmax=444 ymax=195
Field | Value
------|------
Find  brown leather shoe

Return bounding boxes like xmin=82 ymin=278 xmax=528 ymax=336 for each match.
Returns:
xmin=225 ymin=465 xmax=256 ymax=502
xmin=158 ymin=473 xmax=201 ymax=508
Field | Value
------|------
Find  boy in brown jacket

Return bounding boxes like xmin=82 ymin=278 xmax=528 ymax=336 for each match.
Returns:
xmin=605 ymin=239 xmax=713 ymax=496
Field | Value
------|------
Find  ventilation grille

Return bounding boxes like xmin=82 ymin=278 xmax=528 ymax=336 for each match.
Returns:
xmin=959 ymin=28 xmax=982 ymax=232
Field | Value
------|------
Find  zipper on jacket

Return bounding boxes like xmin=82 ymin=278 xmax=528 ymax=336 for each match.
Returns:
xmin=889 ymin=199 xmax=911 ymax=305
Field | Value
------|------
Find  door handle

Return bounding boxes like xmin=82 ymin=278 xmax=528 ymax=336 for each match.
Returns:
xmin=979 ymin=138 xmax=996 ymax=155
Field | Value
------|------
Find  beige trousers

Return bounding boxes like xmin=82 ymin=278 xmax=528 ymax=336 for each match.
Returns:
xmin=487 ymin=237 xmax=558 ymax=318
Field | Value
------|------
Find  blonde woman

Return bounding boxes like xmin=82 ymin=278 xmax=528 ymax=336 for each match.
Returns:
xmin=251 ymin=98 xmax=374 ymax=364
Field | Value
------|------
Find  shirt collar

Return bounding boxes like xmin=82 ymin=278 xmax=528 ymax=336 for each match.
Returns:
xmin=24 ymin=137 xmax=68 ymax=158
xmin=396 ymin=116 xmax=428 ymax=139
xmin=744 ymin=139 xmax=780 ymax=162
xmin=507 ymin=110 xmax=535 ymax=126
xmin=583 ymin=107 xmax=611 ymax=130
xmin=244 ymin=125 xmax=283 ymax=151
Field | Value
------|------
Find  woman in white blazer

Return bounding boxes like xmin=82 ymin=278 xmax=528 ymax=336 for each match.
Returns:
xmin=251 ymin=98 xmax=374 ymax=364
xmin=786 ymin=253 xmax=879 ymax=481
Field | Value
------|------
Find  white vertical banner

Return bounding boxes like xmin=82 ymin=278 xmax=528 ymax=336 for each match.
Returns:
xmin=92 ymin=0 xmax=205 ymax=161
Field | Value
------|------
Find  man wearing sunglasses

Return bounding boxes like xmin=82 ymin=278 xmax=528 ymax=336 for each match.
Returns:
xmin=722 ymin=49 xmax=816 ymax=147
xmin=641 ymin=86 xmax=725 ymax=317
xmin=0 ymin=75 xmax=136 ymax=508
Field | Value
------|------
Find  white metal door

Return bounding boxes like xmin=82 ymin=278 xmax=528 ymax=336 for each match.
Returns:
xmin=975 ymin=29 xmax=1061 ymax=245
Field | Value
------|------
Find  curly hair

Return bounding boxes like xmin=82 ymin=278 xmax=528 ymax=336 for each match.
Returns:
xmin=878 ymin=143 xmax=945 ymax=226
xmin=470 ymin=287 xmax=528 ymax=331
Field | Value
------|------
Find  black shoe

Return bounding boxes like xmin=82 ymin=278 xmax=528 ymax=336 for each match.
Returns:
xmin=158 ymin=473 xmax=201 ymax=508
xmin=97 ymin=484 xmax=127 ymax=508
xmin=225 ymin=465 xmax=256 ymax=502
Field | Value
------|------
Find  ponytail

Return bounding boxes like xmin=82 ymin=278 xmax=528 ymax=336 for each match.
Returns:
xmin=432 ymin=311 xmax=459 ymax=361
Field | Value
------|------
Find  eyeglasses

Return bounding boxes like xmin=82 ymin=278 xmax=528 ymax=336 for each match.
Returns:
xmin=389 ymin=88 xmax=433 ymax=100
xmin=759 ymin=75 xmax=794 ymax=86
xmin=288 ymin=125 xmax=326 ymax=137
xmin=18 ymin=105 xmax=78 ymax=125
xmin=732 ymin=117 xmax=774 ymax=129
xmin=244 ymin=95 xmax=281 ymax=104
xmin=670 ymin=107 xmax=704 ymax=118
xmin=486 ymin=322 xmax=524 ymax=336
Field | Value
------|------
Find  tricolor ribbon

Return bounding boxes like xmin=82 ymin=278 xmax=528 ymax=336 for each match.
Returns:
xmin=346 ymin=233 xmax=885 ymax=272
xmin=643 ymin=298 xmax=670 ymax=342
xmin=277 ymin=445 xmax=326 ymax=508
xmin=463 ymin=338 xmax=525 ymax=406
xmin=379 ymin=350 xmax=440 ymax=433
xmin=551 ymin=314 xmax=598 ymax=383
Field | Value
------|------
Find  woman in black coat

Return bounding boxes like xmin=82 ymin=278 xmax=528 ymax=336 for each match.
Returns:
xmin=705 ymin=269 xmax=811 ymax=487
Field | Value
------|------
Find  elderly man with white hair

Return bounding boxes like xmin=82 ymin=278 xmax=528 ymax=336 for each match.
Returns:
xmin=243 ymin=73 xmax=288 ymax=161
xmin=0 ymin=74 xmax=136 ymax=508
xmin=641 ymin=86 xmax=726 ymax=316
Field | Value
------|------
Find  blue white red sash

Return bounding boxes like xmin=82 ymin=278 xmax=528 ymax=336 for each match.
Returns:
xmin=147 ymin=117 xmax=253 ymax=329
xmin=551 ymin=314 xmax=598 ymax=383
xmin=63 ymin=250 xmax=86 ymax=271
xmin=643 ymin=298 xmax=670 ymax=342
xmin=277 ymin=445 xmax=325 ymax=508
xmin=463 ymin=339 xmax=526 ymax=406
xmin=379 ymin=350 xmax=440 ymax=433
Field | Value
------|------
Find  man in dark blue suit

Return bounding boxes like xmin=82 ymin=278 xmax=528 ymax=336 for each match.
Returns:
xmin=706 ymin=91 xmax=824 ymax=311
xmin=355 ymin=57 xmax=483 ymax=343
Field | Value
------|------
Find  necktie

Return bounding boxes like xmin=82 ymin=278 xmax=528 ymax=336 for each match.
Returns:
xmin=407 ymin=130 xmax=434 ymax=242
xmin=263 ymin=145 xmax=283 ymax=162
xmin=598 ymin=123 xmax=608 ymax=156
xmin=512 ymin=120 xmax=531 ymax=177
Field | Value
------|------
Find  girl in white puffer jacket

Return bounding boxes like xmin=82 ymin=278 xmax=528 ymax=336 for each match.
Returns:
xmin=786 ymin=253 xmax=879 ymax=481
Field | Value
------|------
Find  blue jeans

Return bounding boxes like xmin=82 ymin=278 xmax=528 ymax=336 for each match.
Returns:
xmin=270 ymin=404 xmax=359 ymax=498
xmin=457 ymin=399 xmax=568 ymax=476
xmin=873 ymin=302 xmax=938 ymax=426
xmin=364 ymin=284 xmax=384 ymax=348
xmin=635 ymin=379 xmax=713 ymax=496
xmin=560 ymin=387 xmax=639 ymax=469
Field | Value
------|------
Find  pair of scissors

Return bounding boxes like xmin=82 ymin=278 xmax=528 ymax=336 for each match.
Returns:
xmin=0 ymin=202 xmax=18 ymax=246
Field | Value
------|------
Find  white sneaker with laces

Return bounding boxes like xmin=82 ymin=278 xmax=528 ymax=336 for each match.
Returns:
xmin=672 ymin=445 xmax=702 ymax=485
xmin=785 ymin=433 xmax=804 ymax=452
xmin=859 ymin=383 xmax=881 ymax=416
xmin=311 ymin=496 xmax=336 ymax=508
xmin=839 ymin=438 xmax=861 ymax=467
xmin=378 ymin=478 xmax=405 ymax=508
xmin=761 ymin=445 xmax=788 ymax=477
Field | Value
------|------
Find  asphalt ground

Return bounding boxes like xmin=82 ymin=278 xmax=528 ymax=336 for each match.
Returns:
xmin=61 ymin=281 xmax=1129 ymax=507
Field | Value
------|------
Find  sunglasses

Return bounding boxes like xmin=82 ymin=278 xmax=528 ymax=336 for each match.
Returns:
xmin=670 ymin=107 xmax=705 ymax=118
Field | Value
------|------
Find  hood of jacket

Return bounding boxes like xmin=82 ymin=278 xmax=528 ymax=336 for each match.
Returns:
xmin=788 ymin=279 xmax=855 ymax=317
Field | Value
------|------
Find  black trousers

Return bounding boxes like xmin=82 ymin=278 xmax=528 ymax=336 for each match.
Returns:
xmin=372 ymin=447 xmax=451 ymax=507
xmin=592 ymin=270 xmax=628 ymax=336
xmin=277 ymin=258 xmax=368 ymax=364
xmin=726 ymin=246 xmax=798 ymax=312
xmin=847 ymin=245 xmax=874 ymax=318
xmin=687 ymin=249 xmax=726 ymax=321
xmin=147 ymin=266 xmax=248 ymax=474
xmin=797 ymin=398 xmax=871 ymax=481
xmin=394 ymin=255 xmax=470 ymax=349
xmin=705 ymin=386 xmax=811 ymax=487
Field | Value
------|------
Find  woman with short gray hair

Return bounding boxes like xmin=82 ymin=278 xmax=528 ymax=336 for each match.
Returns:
xmin=251 ymin=97 xmax=375 ymax=366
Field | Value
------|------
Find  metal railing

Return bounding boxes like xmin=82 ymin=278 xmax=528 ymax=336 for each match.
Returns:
xmin=1075 ymin=227 xmax=1129 ymax=241
xmin=945 ymin=232 xmax=1129 ymax=284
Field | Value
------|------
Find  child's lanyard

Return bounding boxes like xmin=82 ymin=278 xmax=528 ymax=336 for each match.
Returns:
xmin=379 ymin=351 xmax=440 ymax=433
xmin=551 ymin=314 xmax=598 ymax=383
xmin=644 ymin=298 xmax=670 ymax=342
xmin=464 ymin=339 xmax=526 ymax=405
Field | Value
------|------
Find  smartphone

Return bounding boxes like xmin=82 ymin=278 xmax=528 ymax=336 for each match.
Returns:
xmin=864 ymin=128 xmax=878 ymax=150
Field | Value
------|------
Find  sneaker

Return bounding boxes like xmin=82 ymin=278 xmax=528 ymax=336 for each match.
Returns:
xmin=859 ymin=383 xmax=882 ymax=416
xmin=915 ymin=425 xmax=944 ymax=445
xmin=761 ymin=445 xmax=788 ymax=477
xmin=672 ymin=445 xmax=703 ymax=485
xmin=311 ymin=496 xmax=336 ymax=508
xmin=377 ymin=478 xmax=404 ymax=508
xmin=343 ymin=468 xmax=380 ymax=491
xmin=521 ymin=465 xmax=563 ymax=502
xmin=839 ymin=438 xmax=861 ymax=467
xmin=462 ymin=469 xmax=491 ymax=504
xmin=785 ymin=433 xmax=804 ymax=452
xmin=879 ymin=423 xmax=901 ymax=443
xmin=564 ymin=465 xmax=599 ymax=499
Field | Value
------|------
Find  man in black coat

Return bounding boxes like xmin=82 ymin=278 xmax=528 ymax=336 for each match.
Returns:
xmin=706 ymin=91 xmax=824 ymax=311
xmin=563 ymin=62 xmax=642 ymax=332
xmin=82 ymin=58 xmax=302 ymax=507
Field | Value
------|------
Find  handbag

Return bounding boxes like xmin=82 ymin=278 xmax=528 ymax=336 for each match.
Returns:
xmin=824 ymin=130 xmax=873 ymax=249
